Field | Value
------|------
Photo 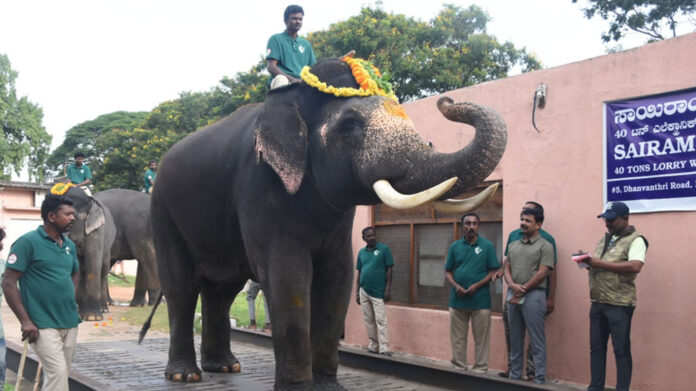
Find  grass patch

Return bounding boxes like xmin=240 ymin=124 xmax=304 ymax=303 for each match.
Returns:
xmin=122 ymin=292 xmax=268 ymax=335
xmin=108 ymin=273 xmax=135 ymax=288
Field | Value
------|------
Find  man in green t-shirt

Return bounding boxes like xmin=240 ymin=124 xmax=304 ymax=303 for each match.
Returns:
xmin=266 ymin=4 xmax=316 ymax=89
xmin=445 ymin=213 xmax=500 ymax=372
xmin=144 ymin=160 xmax=157 ymax=194
xmin=66 ymin=151 xmax=93 ymax=196
xmin=355 ymin=226 xmax=394 ymax=355
xmin=2 ymin=194 xmax=81 ymax=391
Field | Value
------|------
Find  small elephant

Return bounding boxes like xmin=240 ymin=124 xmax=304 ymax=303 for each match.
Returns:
xmin=63 ymin=186 xmax=116 ymax=320
xmin=151 ymin=58 xmax=506 ymax=389
xmin=94 ymin=189 xmax=160 ymax=306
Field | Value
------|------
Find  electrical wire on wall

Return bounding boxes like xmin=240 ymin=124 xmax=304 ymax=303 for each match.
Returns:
xmin=532 ymin=83 xmax=546 ymax=132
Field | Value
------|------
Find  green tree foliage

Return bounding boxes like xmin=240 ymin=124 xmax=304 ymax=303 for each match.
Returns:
xmin=47 ymin=111 xmax=148 ymax=178
xmin=308 ymin=4 xmax=542 ymax=101
xmin=0 ymin=54 xmax=51 ymax=180
xmin=97 ymin=127 xmax=184 ymax=191
xmin=573 ymin=0 xmax=696 ymax=42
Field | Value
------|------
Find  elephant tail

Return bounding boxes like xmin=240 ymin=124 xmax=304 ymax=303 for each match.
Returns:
xmin=138 ymin=291 xmax=164 ymax=344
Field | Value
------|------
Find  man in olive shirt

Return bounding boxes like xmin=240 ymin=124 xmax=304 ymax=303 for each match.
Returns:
xmin=355 ymin=226 xmax=393 ymax=355
xmin=497 ymin=201 xmax=557 ymax=379
xmin=2 ymin=195 xmax=81 ymax=391
xmin=445 ymin=213 xmax=500 ymax=372
xmin=266 ymin=4 xmax=316 ymax=89
xmin=580 ymin=202 xmax=647 ymax=391
xmin=504 ymin=207 xmax=554 ymax=384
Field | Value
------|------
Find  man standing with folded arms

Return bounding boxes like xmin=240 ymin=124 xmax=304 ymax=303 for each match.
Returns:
xmin=445 ymin=212 xmax=500 ymax=372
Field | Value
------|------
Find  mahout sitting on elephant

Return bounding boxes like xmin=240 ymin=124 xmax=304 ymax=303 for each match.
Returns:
xmin=150 ymin=56 xmax=507 ymax=389
xmin=52 ymin=183 xmax=116 ymax=320
xmin=95 ymin=189 xmax=160 ymax=306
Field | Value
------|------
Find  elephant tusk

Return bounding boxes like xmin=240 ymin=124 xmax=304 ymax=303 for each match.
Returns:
xmin=373 ymin=177 xmax=458 ymax=209
xmin=429 ymin=183 xmax=499 ymax=213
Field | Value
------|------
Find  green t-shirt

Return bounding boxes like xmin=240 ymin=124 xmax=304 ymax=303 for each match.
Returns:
xmin=356 ymin=242 xmax=394 ymax=299
xmin=507 ymin=234 xmax=555 ymax=290
xmin=7 ymin=226 xmax=81 ymax=329
xmin=266 ymin=32 xmax=316 ymax=80
xmin=445 ymin=236 xmax=500 ymax=309
xmin=66 ymin=163 xmax=92 ymax=184
xmin=144 ymin=168 xmax=156 ymax=193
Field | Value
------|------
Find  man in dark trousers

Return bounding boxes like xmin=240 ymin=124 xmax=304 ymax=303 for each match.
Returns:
xmin=266 ymin=4 xmax=316 ymax=89
xmin=580 ymin=202 xmax=647 ymax=391
xmin=504 ymin=207 xmax=554 ymax=384
xmin=2 ymin=194 xmax=81 ymax=391
xmin=355 ymin=226 xmax=393 ymax=355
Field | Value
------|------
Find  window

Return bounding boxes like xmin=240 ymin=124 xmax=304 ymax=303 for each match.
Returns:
xmin=373 ymin=183 xmax=503 ymax=312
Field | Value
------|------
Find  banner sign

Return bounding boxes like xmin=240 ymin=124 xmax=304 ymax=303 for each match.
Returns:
xmin=604 ymin=87 xmax=696 ymax=213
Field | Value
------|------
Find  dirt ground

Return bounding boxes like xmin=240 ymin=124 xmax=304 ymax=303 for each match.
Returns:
xmin=1 ymin=286 xmax=169 ymax=344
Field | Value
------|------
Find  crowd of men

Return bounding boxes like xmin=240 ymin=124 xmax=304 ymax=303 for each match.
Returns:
xmin=357 ymin=200 xmax=646 ymax=390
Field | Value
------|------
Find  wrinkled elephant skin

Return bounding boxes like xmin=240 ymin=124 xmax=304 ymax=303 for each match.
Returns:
xmin=151 ymin=58 xmax=507 ymax=389
xmin=94 ymin=189 xmax=160 ymax=306
xmin=64 ymin=186 xmax=116 ymax=321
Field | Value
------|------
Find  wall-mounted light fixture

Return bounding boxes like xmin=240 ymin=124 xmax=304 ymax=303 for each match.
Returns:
xmin=532 ymin=83 xmax=547 ymax=132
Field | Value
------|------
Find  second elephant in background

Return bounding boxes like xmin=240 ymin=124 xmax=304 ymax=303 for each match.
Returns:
xmin=95 ymin=189 xmax=160 ymax=306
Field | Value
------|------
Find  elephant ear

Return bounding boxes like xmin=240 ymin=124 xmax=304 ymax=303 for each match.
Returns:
xmin=85 ymin=199 xmax=106 ymax=235
xmin=254 ymin=86 xmax=308 ymax=195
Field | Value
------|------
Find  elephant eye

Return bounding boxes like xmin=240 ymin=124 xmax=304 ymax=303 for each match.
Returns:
xmin=338 ymin=115 xmax=363 ymax=134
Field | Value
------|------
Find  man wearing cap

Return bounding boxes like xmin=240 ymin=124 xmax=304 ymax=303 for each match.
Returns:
xmin=580 ymin=202 xmax=647 ymax=391
xmin=266 ymin=4 xmax=316 ymax=89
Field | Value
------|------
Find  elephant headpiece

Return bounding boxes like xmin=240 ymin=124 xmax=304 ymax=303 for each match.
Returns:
xmin=255 ymin=56 xmax=506 ymax=213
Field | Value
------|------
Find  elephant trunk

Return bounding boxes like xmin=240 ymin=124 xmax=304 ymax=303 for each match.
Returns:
xmin=404 ymin=97 xmax=507 ymax=199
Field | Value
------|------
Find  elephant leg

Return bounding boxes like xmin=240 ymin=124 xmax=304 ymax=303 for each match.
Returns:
xmin=263 ymin=247 xmax=313 ymax=390
xmin=310 ymin=238 xmax=354 ymax=384
xmin=200 ymin=279 xmax=244 ymax=373
xmin=130 ymin=263 xmax=147 ymax=307
xmin=100 ymin=252 xmax=111 ymax=313
xmin=143 ymin=250 xmax=161 ymax=306
xmin=153 ymin=208 xmax=202 ymax=382
xmin=78 ymin=243 xmax=105 ymax=321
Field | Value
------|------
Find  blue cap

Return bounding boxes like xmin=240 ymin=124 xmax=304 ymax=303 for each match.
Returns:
xmin=597 ymin=202 xmax=629 ymax=219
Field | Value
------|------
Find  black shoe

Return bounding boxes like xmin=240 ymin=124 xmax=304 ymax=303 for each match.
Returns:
xmin=497 ymin=371 xmax=509 ymax=378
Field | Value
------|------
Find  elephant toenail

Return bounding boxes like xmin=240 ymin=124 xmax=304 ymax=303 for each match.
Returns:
xmin=172 ymin=374 xmax=183 ymax=382
xmin=232 ymin=363 xmax=242 ymax=372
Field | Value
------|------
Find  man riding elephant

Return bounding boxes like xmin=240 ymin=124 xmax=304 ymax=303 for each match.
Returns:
xmin=150 ymin=55 xmax=507 ymax=389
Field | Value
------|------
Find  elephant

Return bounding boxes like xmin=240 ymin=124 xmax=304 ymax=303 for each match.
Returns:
xmin=150 ymin=57 xmax=507 ymax=389
xmin=63 ymin=186 xmax=116 ymax=320
xmin=94 ymin=189 xmax=160 ymax=306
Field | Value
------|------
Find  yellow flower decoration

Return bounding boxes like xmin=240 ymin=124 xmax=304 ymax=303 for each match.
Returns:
xmin=51 ymin=182 xmax=74 ymax=195
xmin=300 ymin=56 xmax=398 ymax=102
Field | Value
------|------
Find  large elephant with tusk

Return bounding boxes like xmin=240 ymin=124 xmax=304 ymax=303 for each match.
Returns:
xmin=150 ymin=57 xmax=506 ymax=389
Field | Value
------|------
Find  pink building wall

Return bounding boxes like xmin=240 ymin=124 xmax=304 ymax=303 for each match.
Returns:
xmin=0 ymin=184 xmax=45 ymax=260
xmin=346 ymin=33 xmax=696 ymax=390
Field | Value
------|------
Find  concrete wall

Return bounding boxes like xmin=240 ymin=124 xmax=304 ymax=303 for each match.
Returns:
xmin=0 ymin=186 xmax=44 ymax=260
xmin=345 ymin=33 xmax=696 ymax=390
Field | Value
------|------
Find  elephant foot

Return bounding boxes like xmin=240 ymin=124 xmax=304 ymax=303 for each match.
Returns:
xmin=201 ymin=354 xmax=241 ymax=373
xmin=100 ymin=304 xmax=110 ymax=313
xmin=274 ymin=380 xmax=313 ymax=391
xmin=129 ymin=297 xmax=147 ymax=307
xmin=82 ymin=312 xmax=104 ymax=321
xmin=165 ymin=362 xmax=202 ymax=382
